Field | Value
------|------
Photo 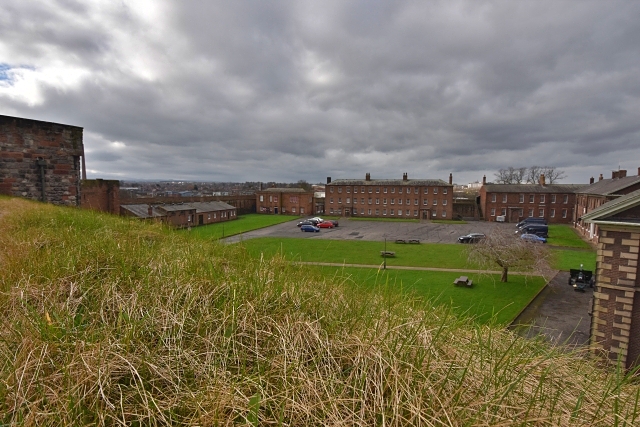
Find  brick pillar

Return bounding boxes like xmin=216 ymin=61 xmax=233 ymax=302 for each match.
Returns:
xmin=590 ymin=227 xmax=640 ymax=368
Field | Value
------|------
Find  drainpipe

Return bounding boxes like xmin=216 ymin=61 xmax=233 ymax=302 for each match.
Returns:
xmin=36 ymin=157 xmax=47 ymax=202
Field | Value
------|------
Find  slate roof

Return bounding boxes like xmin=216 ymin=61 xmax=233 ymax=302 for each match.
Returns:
xmin=483 ymin=183 xmax=586 ymax=193
xmin=120 ymin=204 xmax=160 ymax=219
xmin=328 ymin=179 xmax=450 ymax=186
xmin=581 ymin=189 xmax=640 ymax=225
xmin=121 ymin=201 xmax=236 ymax=218
xmin=576 ymin=175 xmax=640 ymax=196
xmin=259 ymin=188 xmax=310 ymax=193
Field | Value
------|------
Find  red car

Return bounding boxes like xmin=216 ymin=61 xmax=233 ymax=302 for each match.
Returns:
xmin=317 ymin=221 xmax=335 ymax=228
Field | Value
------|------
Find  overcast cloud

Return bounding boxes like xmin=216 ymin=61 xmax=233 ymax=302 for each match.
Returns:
xmin=1 ymin=0 xmax=639 ymax=184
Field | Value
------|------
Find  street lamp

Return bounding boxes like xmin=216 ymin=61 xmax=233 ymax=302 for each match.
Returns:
xmin=384 ymin=235 xmax=387 ymax=270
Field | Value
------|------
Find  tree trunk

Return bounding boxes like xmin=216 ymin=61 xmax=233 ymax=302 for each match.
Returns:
xmin=501 ymin=267 xmax=508 ymax=282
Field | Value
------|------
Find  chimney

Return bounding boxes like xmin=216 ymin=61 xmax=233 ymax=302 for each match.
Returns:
xmin=612 ymin=171 xmax=618 ymax=179
xmin=449 ymin=173 xmax=453 ymax=185
xmin=482 ymin=175 xmax=486 ymax=185
xmin=599 ymin=174 xmax=603 ymax=181
xmin=403 ymin=172 xmax=408 ymax=181
xmin=638 ymin=167 xmax=640 ymax=176
xmin=619 ymin=169 xmax=627 ymax=178
xmin=589 ymin=177 xmax=594 ymax=184
xmin=365 ymin=173 xmax=371 ymax=181
xmin=539 ymin=174 xmax=546 ymax=186
xmin=326 ymin=177 xmax=331 ymax=184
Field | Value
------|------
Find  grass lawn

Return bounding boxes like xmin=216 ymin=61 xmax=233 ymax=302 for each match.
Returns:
xmin=185 ymin=214 xmax=299 ymax=239
xmin=547 ymin=225 xmax=592 ymax=249
xmin=315 ymin=266 xmax=546 ymax=325
xmin=551 ymin=248 xmax=596 ymax=272
xmin=241 ymin=237 xmax=470 ymax=269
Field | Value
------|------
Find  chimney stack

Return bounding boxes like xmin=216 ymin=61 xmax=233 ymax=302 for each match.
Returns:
xmin=612 ymin=171 xmax=619 ymax=179
xmin=599 ymin=174 xmax=603 ymax=181
xmin=589 ymin=176 xmax=594 ymax=184
xmin=327 ymin=177 xmax=331 ymax=184
xmin=403 ymin=172 xmax=408 ymax=181
xmin=539 ymin=174 xmax=546 ymax=186
xmin=482 ymin=175 xmax=487 ymax=185
xmin=638 ymin=167 xmax=640 ymax=176
xmin=365 ymin=173 xmax=371 ymax=181
xmin=619 ymin=169 xmax=627 ymax=178
xmin=449 ymin=173 xmax=453 ymax=185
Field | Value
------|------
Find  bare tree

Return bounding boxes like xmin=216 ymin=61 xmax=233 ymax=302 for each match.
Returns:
xmin=494 ymin=167 xmax=527 ymax=184
xmin=525 ymin=166 xmax=566 ymax=184
xmin=467 ymin=229 xmax=554 ymax=282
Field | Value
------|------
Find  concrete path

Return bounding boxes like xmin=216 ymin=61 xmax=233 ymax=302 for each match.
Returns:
xmin=296 ymin=261 xmax=544 ymax=276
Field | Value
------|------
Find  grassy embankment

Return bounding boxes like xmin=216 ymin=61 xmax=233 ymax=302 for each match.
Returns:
xmin=2 ymin=197 xmax=636 ymax=425
xmin=184 ymin=213 xmax=298 ymax=239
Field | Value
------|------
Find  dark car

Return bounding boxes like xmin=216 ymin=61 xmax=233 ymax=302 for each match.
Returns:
xmin=520 ymin=233 xmax=547 ymax=243
xmin=300 ymin=224 xmax=320 ymax=232
xmin=297 ymin=220 xmax=319 ymax=227
xmin=326 ymin=220 xmax=339 ymax=227
xmin=515 ymin=224 xmax=548 ymax=238
xmin=317 ymin=221 xmax=335 ymax=228
xmin=457 ymin=233 xmax=486 ymax=243
xmin=516 ymin=218 xmax=547 ymax=228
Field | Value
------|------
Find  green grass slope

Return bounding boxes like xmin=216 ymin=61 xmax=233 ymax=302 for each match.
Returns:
xmin=1 ymin=198 xmax=639 ymax=426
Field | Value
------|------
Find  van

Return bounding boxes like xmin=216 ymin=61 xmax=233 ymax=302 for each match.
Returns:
xmin=516 ymin=224 xmax=548 ymax=238
xmin=516 ymin=218 xmax=547 ymax=228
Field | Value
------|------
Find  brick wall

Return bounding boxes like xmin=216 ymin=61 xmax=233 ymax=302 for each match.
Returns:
xmin=480 ymin=188 xmax=575 ymax=223
xmin=256 ymin=190 xmax=314 ymax=215
xmin=121 ymin=194 xmax=256 ymax=214
xmin=81 ymin=179 xmax=120 ymax=215
xmin=0 ymin=115 xmax=84 ymax=206
xmin=590 ymin=227 xmax=640 ymax=368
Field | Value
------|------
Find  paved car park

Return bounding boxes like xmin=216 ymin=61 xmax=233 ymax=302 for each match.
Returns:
xmin=225 ymin=217 xmax=512 ymax=243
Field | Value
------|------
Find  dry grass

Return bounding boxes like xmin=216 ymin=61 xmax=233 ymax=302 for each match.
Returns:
xmin=1 ymin=197 xmax=639 ymax=426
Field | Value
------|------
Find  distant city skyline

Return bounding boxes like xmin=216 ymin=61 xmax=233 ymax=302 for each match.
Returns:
xmin=1 ymin=1 xmax=639 ymax=185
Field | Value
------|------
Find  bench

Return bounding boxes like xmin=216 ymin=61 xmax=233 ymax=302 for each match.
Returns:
xmin=408 ymin=239 xmax=420 ymax=244
xmin=380 ymin=251 xmax=396 ymax=257
xmin=454 ymin=276 xmax=473 ymax=288
xmin=395 ymin=239 xmax=420 ymax=244
xmin=395 ymin=239 xmax=407 ymax=244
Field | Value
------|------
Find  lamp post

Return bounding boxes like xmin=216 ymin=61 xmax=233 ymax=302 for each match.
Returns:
xmin=384 ymin=235 xmax=387 ymax=270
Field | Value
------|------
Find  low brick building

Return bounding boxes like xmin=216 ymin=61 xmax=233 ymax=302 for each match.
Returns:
xmin=325 ymin=173 xmax=454 ymax=219
xmin=81 ymin=179 xmax=120 ymax=215
xmin=121 ymin=201 xmax=237 ymax=228
xmin=256 ymin=188 xmax=314 ymax=215
xmin=0 ymin=115 xmax=85 ymax=206
xmin=575 ymin=168 xmax=640 ymax=242
xmin=582 ymin=190 xmax=640 ymax=369
xmin=479 ymin=175 xmax=584 ymax=223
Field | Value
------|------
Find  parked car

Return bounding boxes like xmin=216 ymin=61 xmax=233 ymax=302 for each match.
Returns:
xmin=516 ymin=218 xmax=547 ymax=228
xmin=325 ymin=220 xmax=339 ymax=227
xmin=515 ymin=224 xmax=548 ymax=237
xmin=318 ymin=221 xmax=335 ymax=228
xmin=297 ymin=220 xmax=314 ymax=227
xmin=310 ymin=217 xmax=324 ymax=223
xmin=300 ymin=224 xmax=320 ymax=232
xmin=457 ymin=233 xmax=486 ymax=243
xmin=520 ymin=233 xmax=547 ymax=243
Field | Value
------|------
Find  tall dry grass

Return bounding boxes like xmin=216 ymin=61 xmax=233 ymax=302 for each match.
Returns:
xmin=1 ymin=197 xmax=639 ymax=426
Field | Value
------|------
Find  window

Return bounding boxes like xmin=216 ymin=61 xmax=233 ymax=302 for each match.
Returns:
xmin=414 ymin=188 xmax=418 ymax=194
xmin=443 ymin=199 xmax=447 ymax=205
xmin=540 ymin=195 xmax=545 ymax=203
xmin=391 ymin=188 xmax=395 ymax=193
xmin=208 ymin=214 xmax=211 ymax=220
xmin=550 ymin=209 xmax=555 ymax=218
xmin=383 ymin=198 xmax=387 ymax=205
xmin=433 ymin=199 xmax=438 ymax=205
xmin=273 ymin=196 xmax=278 ymax=203
xmin=361 ymin=198 xmax=365 ymax=204
xmin=442 ymin=211 xmax=446 ymax=217
xmin=188 ymin=214 xmax=192 ymax=222
xmin=376 ymin=187 xmax=380 ymax=193
xmin=338 ymin=198 xmax=342 ymax=204
xmin=269 ymin=195 xmax=273 ymax=202
xmin=353 ymin=198 xmax=357 ymax=205
xmin=406 ymin=199 xmax=410 ymax=205
xmin=292 ymin=207 xmax=296 ymax=213
xmin=330 ymin=209 xmax=334 ymax=214
xmin=338 ymin=187 xmax=342 ymax=193
xmin=414 ymin=199 xmax=418 ymax=205
xmin=214 ymin=213 xmax=217 ymax=219
xmin=259 ymin=195 xmax=264 ymax=202
xmin=501 ymin=208 xmax=506 ymax=216
xmin=539 ymin=209 xmax=544 ymax=217
xmin=406 ymin=188 xmax=411 ymax=194
xmin=384 ymin=187 xmax=387 ymax=193
xmin=330 ymin=187 xmax=334 ymax=193
xmin=563 ymin=195 xmax=568 ymax=204
xmin=290 ymin=196 xmax=298 ymax=203
xmin=368 ymin=198 xmax=372 ymax=204
xmin=300 ymin=208 xmax=305 ymax=214
xmin=346 ymin=198 xmax=350 ymax=204
xmin=423 ymin=199 xmax=428 ymax=205
xmin=414 ymin=210 xmax=418 ymax=216
xmin=376 ymin=198 xmax=380 ymax=204
xmin=519 ymin=194 xmax=524 ymax=203
xmin=502 ymin=194 xmax=507 ymax=203
xmin=352 ymin=209 xmax=356 ymax=215
xmin=383 ymin=209 xmax=387 ymax=215
xmin=330 ymin=198 xmax=334 ymax=204
xmin=443 ymin=188 xmax=448 ymax=194
xmin=432 ymin=211 xmax=437 ymax=217
xmin=390 ymin=209 xmax=394 ymax=215
xmin=491 ymin=194 xmax=496 ymax=202
xmin=529 ymin=195 xmax=534 ymax=203
xmin=354 ymin=187 xmax=358 ymax=194
xmin=361 ymin=209 xmax=364 ymax=215
xmin=391 ymin=198 xmax=395 ymax=204
xmin=406 ymin=209 xmax=410 ymax=216
xmin=519 ymin=209 xmax=523 ymax=217
xmin=398 ymin=210 xmax=402 ymax=216
xmin=424 ymin=188 xmax=428 ymax=194
xmin=346 ymin=187 xmax=350 ymax=193
xmin=398 ymin=199 xmax=403 ymax=205
xmin=433 ymin=188 xmax=438 ymax=194
xmin=361 ymin=187 xmax=365 ymax=193
xmin=491 ymin=208 xmax=496 ymax=216
xmin=551 ymin=194 xmax=556 ymax=203
xmin=375 ymin=209 xmax=379 ymax=215
xmin=562 ymin=209 xmax=567 ymax=218
xmin=368 ymin=188 xmax=372 ymax=193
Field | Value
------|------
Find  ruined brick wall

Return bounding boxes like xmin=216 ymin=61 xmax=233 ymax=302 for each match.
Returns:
xmin=590 ymin=226 xmax=640 ymax=369
xmin=0 ymin=115 xmax=84 ymax=206
xmin=81 ymin=179 xmax=120 ymax=215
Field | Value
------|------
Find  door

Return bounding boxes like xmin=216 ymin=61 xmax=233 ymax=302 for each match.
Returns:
xmin=198 ymin=215 xmax=203 ymax=225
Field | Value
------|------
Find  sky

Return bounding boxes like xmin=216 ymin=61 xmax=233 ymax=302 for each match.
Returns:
xmin=1 ymin=0 xmax=639 ymax=185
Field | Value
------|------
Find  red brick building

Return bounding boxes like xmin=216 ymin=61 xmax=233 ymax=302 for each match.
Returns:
xmin=81 ymin=179 xmax=120 ymax=215
xmin=582 ymin=190 xmax=640 ymax=369
xmin=575 ymin=169 xmax=640 ymax=242
xmin=325 ymin=173 xmax=454 ymax=219
xmin=256 ymin=188 xmax=314 ymax=215
xmin=479 ymin=175 xmax=584 ymax=223
xmin=121 ymin=201 xmax=237 ymax=228
xmin=1 ymin=115 xmax=85 ymax=206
